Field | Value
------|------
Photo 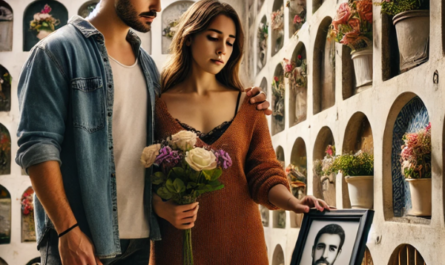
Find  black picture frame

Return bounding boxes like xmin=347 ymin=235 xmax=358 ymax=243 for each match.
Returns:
xmin=290 ymin=209 xmax=374 ymax=265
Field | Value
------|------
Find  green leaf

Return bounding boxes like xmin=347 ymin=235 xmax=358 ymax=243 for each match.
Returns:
xmin=187 ymin=182 xmax=197 ymax=189
xmin=152 ymin=172 xmax=166 ymax=185
xmin=189 ymin=170 xmax=200 ymax=182
xmin=169 ymin=167 xmax=186 ymax=179
xmin=202 ymin=169 xmax=222 ymax=181
xmin=157 ymin=187 xmax=172 ymax=200
xmin=173 ymin=178 xmax=186 ymax=193
xmin=166 ymin=179 xmax=177 ymax=193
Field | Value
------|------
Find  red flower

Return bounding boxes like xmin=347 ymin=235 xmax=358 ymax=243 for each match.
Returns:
xmin=293 ymin=15 xmax=302 ymax=24
xmin=356 ymin=0 xmax=373 ymax=23
xmin=41 ymin=4 xmax=52 ymax=14
xmin=298 ymin=55 xmax=302 ymax=60
xmin=274 ymin=76 xmax=279 ymax=82
xmin=426 ymin=122 xmax=431 ymax=132
xmin=348 ymin=18 xmax=361 ymax=31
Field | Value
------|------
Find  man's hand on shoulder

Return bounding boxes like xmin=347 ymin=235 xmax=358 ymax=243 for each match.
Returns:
xmin=245 ymin=87 xmax=272 ymax=116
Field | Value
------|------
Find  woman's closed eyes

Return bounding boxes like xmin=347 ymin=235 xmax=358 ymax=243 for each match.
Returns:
xmin=206 ymin=35 xmax=234 ymax=47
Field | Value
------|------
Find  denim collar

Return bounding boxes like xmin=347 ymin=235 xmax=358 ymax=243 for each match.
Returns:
xmin=69 ymin=15 xmax=142 ymax=55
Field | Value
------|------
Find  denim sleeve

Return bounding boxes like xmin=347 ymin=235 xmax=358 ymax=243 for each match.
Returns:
xmin=16 ymin=46 xmax=69 ymax=171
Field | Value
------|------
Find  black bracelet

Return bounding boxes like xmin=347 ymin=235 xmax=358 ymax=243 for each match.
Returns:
xmin=58 ymin=223 xmax=79 ymax=238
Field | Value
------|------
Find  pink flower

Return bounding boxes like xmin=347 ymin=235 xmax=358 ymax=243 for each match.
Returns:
xmin=274 ymin=76 xmax=279 ymax=82
xmin=340 ymin=30 xmax=360 ymax=45
xmin=333 ymin=3 xmax=351 ymax=30
xmin=293 ymin=15 xmax=302 ymax=24
xmin=426 ymin=122 xmax=431 ymax=132
xmin=41 ymin=4 xmax=52 ymax=14
xmin=348 ymin=18 xmax=361 ymax=31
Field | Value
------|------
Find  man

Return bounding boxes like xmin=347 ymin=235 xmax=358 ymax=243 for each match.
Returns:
xmin=311 ymin=224 xmax=345 ymax=265
xmin=15 ymin=0 xmax=270 ymax=264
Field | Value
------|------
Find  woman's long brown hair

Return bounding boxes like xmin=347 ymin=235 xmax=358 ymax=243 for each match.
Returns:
xmin=161 ymin=0 xmax=245 ymax=93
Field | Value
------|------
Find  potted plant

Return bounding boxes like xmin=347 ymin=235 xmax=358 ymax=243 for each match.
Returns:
xmin=375 ymin=0 xmax=430 ymax=72
xmin=332 ymin=151 xmax=374 ymax=209
xmin=271 ymin=6 xmax=284 ymax=54
xmin=400 ymin=122 xmax=431 ymax=216
xmin=272 ymin=76 xmax=285 ymax=120
xmin=257 ymin=22 xmax=269 ymax=71
xmin=283 ymin=56 xmax=307 ymax=123
xmin=286 ymin=0 xmax=307 ymax=36
xmin=30 ymin=5 xmax=60 ymax=40
xmin=330 ymin=0 xmax=373 ymax=88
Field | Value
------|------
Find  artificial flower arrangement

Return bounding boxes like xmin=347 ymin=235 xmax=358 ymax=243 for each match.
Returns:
xmin=21 ymin=190 xmax=34 ymax=216
xmin=400 ymin=122 xmax=431 ymax=179
xmin=286 ymin=162 xmax=307 ymax=198
xmin=0 ymin=72 xmax=10 ymax=87
xmin=271 ymin=6 xmax=285 ymax=32
xmin=271 ymin=76 xmax=285 ymax=119
xmin=282 ymin=55 xmax=307 ymax=90
xmin=30 ymin=5 xmax=60 ymax=39
xmin=330 ymin=150 xmax=374 ymax=177
xmin=329 ymin=0 xmax=373 ymax=52
xmin=314 ymin=145 xmax=337 ymax=178
xmin=0 ymin=128 xmax=10 ymax=169
xmin=258 ymin=21 xmax=269 ymax=44
xmin=286 ymin=0 xmax=306 ymax=35
xmin=257 ymin=21 xmax=269 ymax=69
xmin=141 ymin=130 xmax=232 ymax=265
xmin=374 ymin=0 xmax=429 ymax=16
xmin=163 ymin=19 xmax=180 ymax=39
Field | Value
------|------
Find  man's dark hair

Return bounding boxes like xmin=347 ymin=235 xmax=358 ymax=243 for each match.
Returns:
xmin=312 ymin=224 xmax=346 ymax=251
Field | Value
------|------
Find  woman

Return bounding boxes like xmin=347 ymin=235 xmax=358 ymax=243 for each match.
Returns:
xmin=151 ymin=1 xmax=329 ymax=264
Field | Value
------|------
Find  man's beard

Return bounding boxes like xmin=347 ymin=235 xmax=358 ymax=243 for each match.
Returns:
xmin=313 ymin=257 xmax=333 ymax=265
xmin=115 ymin=0 xmax=152 ymax=32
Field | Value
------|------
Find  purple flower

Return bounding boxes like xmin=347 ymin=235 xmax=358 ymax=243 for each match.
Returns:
xmin=155 ymin=146 xmax=182 ymax=167
xmin=214 ymin=149 xmax=232 ymax=170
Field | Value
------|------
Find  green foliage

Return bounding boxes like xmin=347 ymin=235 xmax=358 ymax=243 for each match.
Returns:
xmin=375 ymin=0 xmax=429 ymax=16
xmin=331 ymin=152 xmax=374 ymax=176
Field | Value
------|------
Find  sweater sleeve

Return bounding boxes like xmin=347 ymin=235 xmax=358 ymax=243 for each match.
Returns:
xmin=245 ymin=111 xmax=290 ymax=210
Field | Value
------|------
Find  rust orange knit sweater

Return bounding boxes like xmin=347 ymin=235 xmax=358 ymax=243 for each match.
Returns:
xmin=150 ymin=95 xmax=290 ymax=265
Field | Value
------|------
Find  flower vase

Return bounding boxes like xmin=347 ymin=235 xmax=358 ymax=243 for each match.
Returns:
xmin=37 ymin=30 xmax=52 ymax=40
xmin=345 ymin=176 xmax=373 ymax=209
xmin=351 ymin=48 xmax=373 ymax=88
xmin=406 ymin=178 xmax=431 ymax=217
xmin=393 ymin=10 xmax=429 ymax=72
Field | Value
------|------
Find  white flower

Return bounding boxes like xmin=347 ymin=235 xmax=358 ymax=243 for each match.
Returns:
xmin=185 ymin=147 xmax=217 ymax=171
xmin=169 ymin=130 xmax=197 ymax=151
xmin=140 ymin=144 xmax=161 ymax=168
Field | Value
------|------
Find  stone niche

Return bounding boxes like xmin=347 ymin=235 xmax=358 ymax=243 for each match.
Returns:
xmin=0 ymin=0 xmax=13 ymax=52
xmin=272 ymin=64 xmax=285 ymax=135
xmin=0 ymin=185 xmax=11 ymax=244
xmin=0 ymin=257 xmax=7 ymax=265
xmin=287 ymin=0 xmax=306 ymax=37
xmin=0 ymin=65 xmax=11 ymax=111
xmin=342 ymin=112 xmax=374 ymax=208
xmin=289 ymin=137 xmax=307 ymax=228
xmin=313 ymin=126 xmax=336 ymax=207
xmin=313 ymin=17 xmax=335 ymax=115
xmin=21 ymin=187 xmax=36 ymax=242
xmin=23 ymin=0 xmax=68 ymax=52
xmin=312 ymin=0 xmax=324 ymax=14
xmin=388 ymin=244 xmax=426 ymax=265
xmin=342 ymin=45 xmax=358 ymax=100
xmin=257 ymin=15 xmax=268 ymax=73
xmin=78 ymin=1 xmax=98 ymax=18
xmin=259 ymin=77 xmax=268 ymax=101
xmin=0 ymin=123 xmax=10 ymax=175
xmin=383 ymin=94 xmax=430 ymax=223
xmin=272 ymin=244 xmax=285 ymax=265
xmin=271 ymin=0 xmax=284 ymax=57
xmin=161 ymin=1 xmax=193 ymax=54
xmin=289 ymin=42 xmax=307 ymax=127
xmin=276 ymin=145 xmax=285 ymax=169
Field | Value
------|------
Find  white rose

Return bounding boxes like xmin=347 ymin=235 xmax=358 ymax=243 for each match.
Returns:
xmin=169 ymin=130 xmax=197 ymax=151
xmin=185 ymin=148 xmax=217 ymax=171
xmin=140 ymin=144 xmax=161 ymax=168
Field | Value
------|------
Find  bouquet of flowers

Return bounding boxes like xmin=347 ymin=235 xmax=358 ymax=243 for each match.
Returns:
xmin=163 ymin=19 xmax=180 ymax=39
xmin=400 ymin=123 xmax=431 ymax=179
xmin=282 ymin=55 xmax=307 ymax=90
xmin=321 ymin=145 xmax=337 ymax=176
xmin=286 ymin=163 xmax=307 ymax=198
xmin=272 ymin=76 xmax=285 ymax=118
xmin=30 ymin=5 xmax=60 ymax=37
xmin=374 ymin=0 xmax=429 ymax=16
xmin=141 ymin=131 xmax=232 ymax=265
xmin=21 ymin=190 xmax=34 ymax=216
xmin=329 ymin=0 xmax=373 ymax=52
xmin=286 ymin=0 xmax=306 ymax=35
xmin=271 ymin=6 xmax=284 ymax=32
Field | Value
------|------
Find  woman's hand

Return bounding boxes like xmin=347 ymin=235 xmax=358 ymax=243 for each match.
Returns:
xmin=245 ymin=87 xmax=272 ymax=115
xmin=153 ymin=194 xmax=200 ymax=229
xmin=289 ymin=195 xmax=331 ymax=213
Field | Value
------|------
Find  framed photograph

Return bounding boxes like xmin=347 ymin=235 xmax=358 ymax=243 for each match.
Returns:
xmin=290 ymin=209 xmax=374 ymax=265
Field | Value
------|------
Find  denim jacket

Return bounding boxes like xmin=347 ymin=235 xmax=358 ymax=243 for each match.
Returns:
xmin=15 ymin=16 xmax=161 ymax=258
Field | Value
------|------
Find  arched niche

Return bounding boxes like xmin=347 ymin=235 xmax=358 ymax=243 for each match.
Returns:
xmin=313 ymin=126 xmax=336 ymax=207
xmin=25 ymin=258 xmax=41 ymax=265
xmin=312 ymin=0 xmax=324 ymax=14
xmin=0 ymin=123 xmax=10 ymax=175
xmin=0 ymin=65 xmax=11 ymax=111
xmin=276 ymin=145 xmax=285 ymax=169
xmin=388 ymin=244 xmax=427 ymax=265
xmin=272 ymin=64 xmax=285 ymax=135
xmin=161 ymin=1 xmax=194 ymax=54
xmin=0 ymin=258 xmax=7 ymax=265
xmin=287 ymin=0 xmax=306 ymax=37
xmin=383 ymin=93 xmax=430 ymax=223
xmin=260 ymin=205 xmax=269 ymax=227
xmin=342 ymin=45 xmax=358 ymax=100
xmin=289 ymin=42 xmax=307 ymax=127
xmin=271 ymin=0 xmax=284 ymax=56
xmin=0 ymin=185 xmax=11 ymax=244
xmin=259 ymin=77 xmax=268 ymax=100
xmin=313 ymin=17 xmax=335 ymax=115
xmin=21 ymin=187 xmax=36 ymax=242
xmin=289 ymin=137 xmax=307 ymax=228
xmin=0 ymin=1 xmax=13 ymax=52
xmin=342 ymin=112 xmax=374 ymax=209
xmin=272 ymin=244 xmax=285 ymax=265
xmin=362 ymin=247 xmax=374 ymax=265
xmin=78 ymin=1 xmax=99 ymax=18
xmin=23 ymin=0 xmax=68 ymax=51
xmin=257 ymin=15 xmax=268 ymax=73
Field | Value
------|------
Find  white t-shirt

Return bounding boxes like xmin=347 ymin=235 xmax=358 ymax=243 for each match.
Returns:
xmin=109 ymin=56 xmax=150 ymax=239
